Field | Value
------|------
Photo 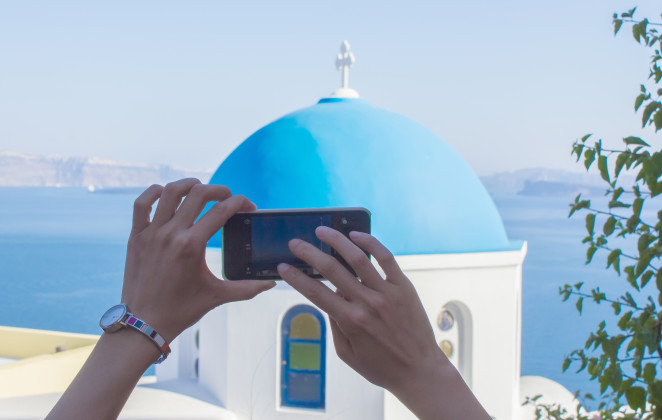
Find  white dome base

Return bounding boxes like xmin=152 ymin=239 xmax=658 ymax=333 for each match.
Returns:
xmin=328 ymin=87 xmax=360 ymax=98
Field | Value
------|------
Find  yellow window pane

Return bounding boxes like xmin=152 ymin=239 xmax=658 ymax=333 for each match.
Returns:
xmin=290 ymin=313 xmax=320 ymax=339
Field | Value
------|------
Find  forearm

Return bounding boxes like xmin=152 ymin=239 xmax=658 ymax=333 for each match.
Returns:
xmin=392 ymin=354 xmax=491 ymax=420
xmin=46 ymin=329 xmax=160 ymax=420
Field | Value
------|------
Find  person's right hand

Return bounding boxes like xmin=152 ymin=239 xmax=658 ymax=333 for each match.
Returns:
xmin=277 ymin=227 xmax=491 ymax=420
xmin=122 ymin=178 xmax=275 ymax=344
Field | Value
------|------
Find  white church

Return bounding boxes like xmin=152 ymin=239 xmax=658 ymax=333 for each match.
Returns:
xmin=0 ymin=42 xmax=577 ymax=419
xmin=149 ymin=42 xmax=576 ymax=420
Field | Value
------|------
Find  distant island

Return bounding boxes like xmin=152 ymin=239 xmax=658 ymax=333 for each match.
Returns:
xmin=479 ymin=168 xmax=624 ymax=196
xmin=0 ymin=150 xmax=212 ymax=188
xmin=516 ymin=180 xmax=604 ymax=196
xmin=0 ymin=150 xmax=627 ymax=197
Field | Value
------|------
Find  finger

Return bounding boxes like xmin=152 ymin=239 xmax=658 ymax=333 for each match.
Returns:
xmin=329 ymin=316 xmax=356 ymax=366
xmin=315 ymin=226 xmax=385 ymax=292
xmin=278 ymin=263 xmax=352 ymax=319
xmin=132 ymin=184 xmax=163 ymax=234
xmin=349 ymin=231 xmax=407 ymax=285
xmin=151 ymin=178 xmax=201 ymax=226
xmin=191 ymin=195 xmax=256 ymax=242
xmin=288 ymin=238 xmax=368 ymax=301
xmin=213 ymin=278 xmax=276 ymax=304
xmin=170 ymin=184 xmax=232 ymax=228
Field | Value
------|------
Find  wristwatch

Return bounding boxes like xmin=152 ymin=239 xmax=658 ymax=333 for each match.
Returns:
xmin=99 ymin=303 xmax=171 ymax=363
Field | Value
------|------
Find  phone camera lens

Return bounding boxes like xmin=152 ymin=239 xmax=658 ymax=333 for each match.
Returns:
xmin=341 ymin=217 xmax=348 ymax=225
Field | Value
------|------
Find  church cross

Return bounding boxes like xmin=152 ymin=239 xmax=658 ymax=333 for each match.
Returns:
xmin=335 ymin=40 xmax=355 ymax=89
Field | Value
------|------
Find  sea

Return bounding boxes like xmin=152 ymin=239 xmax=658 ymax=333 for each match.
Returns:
xmin=0 ymin=186 xmax=648 ymax=407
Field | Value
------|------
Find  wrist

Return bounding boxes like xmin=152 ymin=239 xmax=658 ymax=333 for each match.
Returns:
xmin=391 ymin=347 xmax=449 ymax=395
xmin=100 ymin=303 xmax=171 ymax=363
xmin=100 ymin=328 xmax=162 ymax=367
xmin=390 ymin=350 xmax=471 ymax=420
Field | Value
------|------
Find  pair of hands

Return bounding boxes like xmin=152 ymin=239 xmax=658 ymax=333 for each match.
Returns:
xmin=123 ymin=179 xmax=449 ymax=410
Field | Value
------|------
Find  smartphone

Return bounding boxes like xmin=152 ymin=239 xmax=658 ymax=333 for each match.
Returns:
xmin=222 ymin=207 xmax=371 ymax=280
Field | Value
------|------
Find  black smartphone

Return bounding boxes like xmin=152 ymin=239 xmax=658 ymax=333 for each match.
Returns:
xmin=222 ymin=207 xmax=371 ymax=280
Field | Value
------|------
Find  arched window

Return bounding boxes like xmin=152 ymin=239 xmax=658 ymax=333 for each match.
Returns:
xmin=436 ymin=301 xmax=473 ymax=388
xmin=281 ymin=305 xmax=326 ymax=409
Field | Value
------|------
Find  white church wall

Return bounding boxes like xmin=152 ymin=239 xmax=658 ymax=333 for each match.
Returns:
xmin=200 ymin=248 xmax=384 ymax=420
xmin=384 ymin=246 xmax=526 ymax=420
xmin=201 ymin=246 xmax=526 ymax=420
xmin=155 ymin=324 xmax=200 ymax=382
xmin=198 ymin=303 xmax=230 ymax=406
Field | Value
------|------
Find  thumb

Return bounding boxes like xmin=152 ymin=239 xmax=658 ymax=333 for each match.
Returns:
xmin=214 ymin=279 xmax=277 ymax=304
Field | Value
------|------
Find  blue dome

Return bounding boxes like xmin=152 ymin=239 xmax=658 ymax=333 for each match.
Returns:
xmin=207 ymin=97 xmax=513 ymax=255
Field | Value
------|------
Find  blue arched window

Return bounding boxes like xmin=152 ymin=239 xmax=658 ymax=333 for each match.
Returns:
xmin=281 ymin=304 xmax=326 ymax=409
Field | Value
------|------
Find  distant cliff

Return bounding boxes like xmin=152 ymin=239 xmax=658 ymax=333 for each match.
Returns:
xmin=0 ymin=151 xmax=213 ymax=187
xmin=0 ymin=150 xmax=630 ymax=196
xmin=480 ymin=168 xmax=631 ymax=196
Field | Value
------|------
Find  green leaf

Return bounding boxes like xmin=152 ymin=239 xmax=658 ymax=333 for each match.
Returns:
xmin=623 ymin=8 xmax=636 ymax=18
xmin=598 ymin=155 xmax=610 ymax=182
xmin=611 ymin=301 xmax=621 ymax=314
xmin=641 ymin=270 xmax=654 ymax=288
xmin=602 ymin=336 xmax=624 ymax=359
xmin=623 ymin=292 xmax=637 ymax=307
xmin=580 ymin=134 xmax=592 ymax=143
xmin=614 ymin=19 xmax=623 ymax=35
xmin=625 ymin=265 xmax=638 ymax=290
xmin=615 ymin=153 xmax=628 ymax=178
xmin=572 ymin=144 xmax=584 ymax=161
xmin=651 ymin=381 xmax=662 ymax=407
xmin=591 ymin=287 xmax=606 ymax=303
xmin=585 ymin=213 xmax=596 ymax=236
xmin=640 ymin=19 xmax=649 ymax=41
xmin=633 ymin=197 xmax=644 ymax=217
xmin=635 ymin=93 xmax=646 ymax=111
xmin=576 ymin=297 xmax=583 ymax=314
xmin=655 ymin=109 xmax=662 ymax=131
xmin=618 ymin=311 xmax=632 ymax=329
xmin=603 ymin=216 xmax=616 ymax=236
xmin=642 ymin=101 xmax=660 ymax=127
xmin=632 ymin=19 xmax=649 ymax=44
xmin=586 ymin=245 xmax=597 ymax=264
xmin=624 ymin=136 xmax=650 ymax=147
xmin=584 ymin=149 xmax=596 ymax=170
xmin=633 ymin=21 xmax=642 ymax=42
xmin=609 ymin=200 xmax=631 ymax=209
xmin=625 ymin=386 xmax=646 ymax=411
xmin=607 ymin=249 xmax=622 ymax=274
xmin=568 ymin=199 xmax=590 ymax=217
xmin=637 ymin=233 xmax=654 ymax=254
xmin=562 ymin=358 xmax=571 ymax=372
xmin=644 ymin=363 xmax=656 ymax=383
xmin=635 ymin=252 xmax=652 ymax=277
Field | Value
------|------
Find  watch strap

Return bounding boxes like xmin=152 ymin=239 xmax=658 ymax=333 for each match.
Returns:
xmin=123 ymin=313 xmax=171 ymax=364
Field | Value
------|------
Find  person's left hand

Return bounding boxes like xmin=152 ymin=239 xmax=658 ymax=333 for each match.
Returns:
xmin=121 ymin=178 xmax=275 ymax=343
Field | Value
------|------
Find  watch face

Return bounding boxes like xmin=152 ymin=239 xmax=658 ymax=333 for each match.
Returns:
xmin=100 ymin=304 xmax=127 ymax=329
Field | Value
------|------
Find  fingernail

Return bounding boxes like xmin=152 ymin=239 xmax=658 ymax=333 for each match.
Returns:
xmin=316 ymin=225 xmax=331 ymax=234
xmin=289 ymin=239 xmax=301 ymax=247
xmin=277 ymin=263 xmax=291 ymax=273
xmin=349 ymin=231 xmax=365 ymax=238
xmin=266 ymin=280 xmax=277 ymax=289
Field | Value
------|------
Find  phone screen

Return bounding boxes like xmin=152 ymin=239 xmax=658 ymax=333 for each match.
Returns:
xmin=222 ymin=207 xmax=371 ymax=280
xmin=251 ymin=214 xmax=332 ymax=271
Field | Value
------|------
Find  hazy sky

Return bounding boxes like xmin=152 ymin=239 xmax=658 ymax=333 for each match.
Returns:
xmin=0 ymin=1 xmax=658 ymax=175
